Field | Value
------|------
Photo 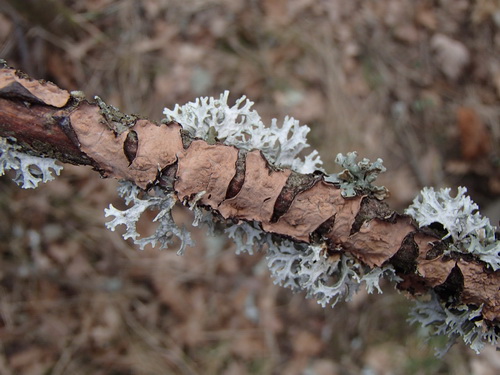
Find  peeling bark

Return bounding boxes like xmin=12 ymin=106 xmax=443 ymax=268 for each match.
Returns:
xmin=0 ymin=69 xmax=70 ymax=107
xmin=0 ymin=66 xmax=499 ymax=324
xmin=176 ymin=140 xmax=238 ymax=207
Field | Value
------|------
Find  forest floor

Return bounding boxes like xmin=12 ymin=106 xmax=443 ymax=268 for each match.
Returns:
xmin=0 ymin=1 xmax=499 ymax=374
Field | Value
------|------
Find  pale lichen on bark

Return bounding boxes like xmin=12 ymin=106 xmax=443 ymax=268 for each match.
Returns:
xmin=0 ymin=66 xmax=499 ymax=354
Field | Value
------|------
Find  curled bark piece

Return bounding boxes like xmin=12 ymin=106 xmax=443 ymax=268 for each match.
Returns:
xmin=0 ymin=69 xmax=70 ymax=108
xmin=263 ymin=180 xmax=359 ymax=242
xmin=69 ymin=103 xmax=183 ymax=189
xmin=413 ymin=232 xmax=439 ymax=261
xmin=225 ymin=149 xmax=247 ymax=200
xmin=459 ymin=260 xmax=500 ymax=321
xmin=417 ymin=256 xmax=457 ymax=287
xmin=176 ymin=140 xmax=239 ymax=207
xmin=128 ymin=120 xmax=183 ymax=188
xmin=69 ymin=102 xmax=130 ymax=179
xmin=218 ymin=150 xmax=291 ymax=222
xmin=345 ymin=217 xmax=415 ymax=268
xmin=270 ymin=171 xmax=320 ymax=223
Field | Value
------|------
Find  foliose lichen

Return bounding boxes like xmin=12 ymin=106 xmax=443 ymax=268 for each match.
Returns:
xmin=405 ymin=187 xmax=500 ymax=270
xmin=105 ymin=181 xmax=194 ymax=254
xmin=324 ymin=152 xmax=388 ymax=199
xmin=163 ymin=91 xmax=323 ymax=174
xmin=409 ymin=292 xmax=499 ymax=356
xmin=95 ymin=96 xmax=138 ymax=134
xmin=266 ymin=239 xmax=398 ymax=308
xmin=0 ymin=137 xmax=63 ymax=189
xmin=405 ymin=186 xmax=500 ymax=353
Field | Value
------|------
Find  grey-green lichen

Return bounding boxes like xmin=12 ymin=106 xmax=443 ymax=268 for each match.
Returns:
xmin=0 ymin=137 xmax=62 ymax=188
xmin=163 ymin=91 xmax=323 ymax=174
xmin=405 ymin=187 xmax=500 ymax=270
xmin=325 ymin=152 xmax=389 ymax=199
xmin=409 ymin=292 xmax=499 ymax=356
xmin=94 ymin=96 xmax=138 ymax=134
xmin=104 ymin=181 xmax=194 ymax=254
xmin=405 ymin=187 xmax=500 ymax=354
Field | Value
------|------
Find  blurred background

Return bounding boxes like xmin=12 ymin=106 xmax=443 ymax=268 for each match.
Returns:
xmin=0 ymin=0 xmax=499 ymax=374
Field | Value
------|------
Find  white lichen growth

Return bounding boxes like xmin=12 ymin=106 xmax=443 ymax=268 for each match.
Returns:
xmin=225 ymin=221 xmax=266 ymax=255
xmin=266 ymin=239 xmax=394 ymax=307
xmin=0 ymin=137 xmax=62 ymax=189
xmin=406 ymin=187 xmax=500 ymax=353
xmin=405 ymin=187 xmax=500 ymax=270
xmin=267 ymin=241 xmax=361 ymax=307
xmin=163 ymin=91 xmax=323 ymax=174
xmin=361 ymin=265 xmax=402 ymax=294
xmin=409 ymin=292 xmax=499 ymax=356
xmin=105 ymin=181 xmax=194 ymax=254
xmin=324 ymin=152 xmax=388 ymax=199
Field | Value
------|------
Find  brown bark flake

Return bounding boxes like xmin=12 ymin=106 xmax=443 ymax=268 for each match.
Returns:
xmin=417 ymin=256 xmax=456 ymax=287
xmin=458 ymin=260 xmax=500 ymax=322
xmin=345 ymin=217 xmax=415 ymax=268
xmin=413 ymin=232 xmax=440 ymax=261
xmin=218 ymin=150 xmax=291 ymax=223
xmin=0 ymin=69 xmax=70 ymax=108
xmin=70 ymin=104 xmax=183 ymax=189
xmin=69 ymin=102 xmax=130 ymax=179
xmin=128 ymin=120 xmax=183 ymax=189
xmin=263 ymin=180 xmax=358 ymax=242
xmin=175 ymin=140 xmax=239 ymax=208
xmin=329 ymin=195 xmax=364 ymax=244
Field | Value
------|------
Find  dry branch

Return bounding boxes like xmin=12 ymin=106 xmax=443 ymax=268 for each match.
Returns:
xmin=0 ymin=65 xmax=499 ymax=352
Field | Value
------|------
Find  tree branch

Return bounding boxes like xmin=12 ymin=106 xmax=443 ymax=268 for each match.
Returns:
xmin=1 ymin=65 xmax=498 ymax=353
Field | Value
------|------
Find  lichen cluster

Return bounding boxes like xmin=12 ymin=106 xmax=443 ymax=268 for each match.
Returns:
xmin=409 ymin=292 xmax=499 ymax=355
xmin=325 ymin=151 xmax=389 ymax=199
xmin=1 ymin=91 xmax=499 ymax=355
xmin=405 ymin=186 xmax=500 ymax=354
xmin=266 ymin=239 xmax=400 ymax=307
xmin=104 ymin=181 xmax=194 ymax=255
xmin=0 ymin=137 xmax=63 ymax=189
xmin=104 ymin=180 xmax=393 ymax=310
xmin=405 ymin=187 xmax=500 ymax=270
xmin=163 ymin=91 xmax=323 ymax=174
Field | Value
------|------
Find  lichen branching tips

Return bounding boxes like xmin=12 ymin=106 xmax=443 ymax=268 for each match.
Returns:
xmin=266 ymin=239 xmax=397 ymax=308
xmin=405 ymin=186 xmax=500 ymax=270
xmin=409 ymin=292 xmax=499 ymax=356
xmin=104 ymin=181 xmax=194 ymax=255
xmin=0 ymin=137 xmax=63 ymax=189
xmin=324 ymin=151 xmax=388 ymax=199
xmin=405 ymin=186 xmax=500 ymax=354
xmin=163 ymin=91 xmax=323 ymax=174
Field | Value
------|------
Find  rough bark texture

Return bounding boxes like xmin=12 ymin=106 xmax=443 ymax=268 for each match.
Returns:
xmin=1 ymin=66 xmax=499 ymax=324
